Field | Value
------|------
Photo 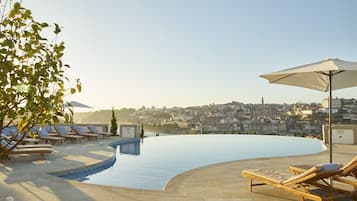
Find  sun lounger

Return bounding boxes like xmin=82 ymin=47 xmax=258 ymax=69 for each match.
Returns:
xmin=36 ymin=126 xmax=65 ymax=145
xmin=54 ymin=125 xmax=83 ymax=143
xmin=2 ymin=126 xmax=41 ymax=144
xmin=241 ymin=163 xmax=354 ymax=201
xmin=87 ymin=125 xmax=111 ymax=138
xmin=1 ymin=137 xmax=52 ymax=149
xmin=71 ymin=125 xmax=99 ymax=140
xmin=289 ymin=156 xmax=357 ymax=190
xmin=1 ymin=139 xmax=53 ymax=159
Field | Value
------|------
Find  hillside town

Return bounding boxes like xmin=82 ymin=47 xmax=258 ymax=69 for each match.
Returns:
xmin=104 ymin=97 xmax=356 ymax=136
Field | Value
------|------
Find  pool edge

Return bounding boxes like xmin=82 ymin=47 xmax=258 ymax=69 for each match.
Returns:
xmin=49 ymin=138 xmax=140 ymax=179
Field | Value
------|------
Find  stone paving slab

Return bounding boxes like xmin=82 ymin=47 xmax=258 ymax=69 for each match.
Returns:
xmin=1 ymin=137 xmax=356 ymax=201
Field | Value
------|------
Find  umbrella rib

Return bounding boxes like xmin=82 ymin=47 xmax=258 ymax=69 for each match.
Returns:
xmin=319 ymin=70 xmax=345 ymax=76
xmin=318 ymin=70 xmax=345 ymax=91
xmin=332 ymin=70 xmax=345 ymax=76
xmin=269 ymin=73 xmax=297 ymax=83
xmin=315 ymin=71 xmax=331 ymax=92
xmin=269 ymin=70 xmax=344 ymax=83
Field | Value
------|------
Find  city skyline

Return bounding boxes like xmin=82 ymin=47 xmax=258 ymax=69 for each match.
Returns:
xmin=24 ymin=0 xmax=357 ymax=109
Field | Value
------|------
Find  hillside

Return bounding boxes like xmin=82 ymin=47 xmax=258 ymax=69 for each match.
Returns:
xmin=74 ymin=108 xmax=138 ymax=124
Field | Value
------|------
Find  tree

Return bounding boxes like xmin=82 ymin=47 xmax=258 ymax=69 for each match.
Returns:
xmin=110 ymin=108 xmax=118 ymax=135
xmin=0 ymin=2 xmax=80 ymax=158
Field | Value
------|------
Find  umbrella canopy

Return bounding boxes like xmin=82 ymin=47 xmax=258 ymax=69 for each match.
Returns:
xmin=260 ymin=58 xmax=357 ymax=163
xmin=64 ymin=101 xmax=93 ymax=123
xmin=65 ymin=101 xmax=92 ymax=109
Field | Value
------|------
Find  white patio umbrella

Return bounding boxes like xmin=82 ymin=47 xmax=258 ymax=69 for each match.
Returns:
xmin=260 ymin=58 xmax=357 ymax=163
xmin=64 ymin=101 xmax=93 ymax=123
xmin=65 ymin=101 xmax=93 ymax=109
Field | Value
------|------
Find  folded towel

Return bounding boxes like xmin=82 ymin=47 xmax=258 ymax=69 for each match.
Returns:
xmin=317 ymin=163 xmax=341 ymax=172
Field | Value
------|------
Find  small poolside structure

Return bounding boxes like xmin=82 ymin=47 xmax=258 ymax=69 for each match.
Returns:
xmin=322 ymin=124 xmax=357 ymax=145
xmin=119 ymin=124 xmax=140 ymax=138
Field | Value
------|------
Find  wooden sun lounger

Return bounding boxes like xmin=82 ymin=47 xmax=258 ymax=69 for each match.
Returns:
xmin=1 ymin=138 xmax=53 ymax=149
xmin=289 ymin=156 xmax=357 ymax=191
xmin=54 ymin=126 xmax=83 ymax=143
xmin=87 ymin=125 xmax=111 ymax=138
xmin=37 ymin=127 xmax=65 ymax=145
xmin=15 ymin=144 xmax=52 ymax=149
xmin=3 ymin=126 xmax=42 ymax=144
xmin=40 ymin=135 xmax=65 ymax=144
xmin=242 ymin=164 xmax=354 ymax=201
xmin=71 ymin=125 xmax=99 ymax=140
xmin=1 ymin=139 xmax=53 ymax=159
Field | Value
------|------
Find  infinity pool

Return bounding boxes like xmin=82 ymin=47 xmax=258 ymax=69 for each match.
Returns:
xmin=63 ymin=135 xmax=325 ymax=190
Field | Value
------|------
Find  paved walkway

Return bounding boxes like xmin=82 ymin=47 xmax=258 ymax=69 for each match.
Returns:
xmin=1 ymin=136 xmax=356 ymax=201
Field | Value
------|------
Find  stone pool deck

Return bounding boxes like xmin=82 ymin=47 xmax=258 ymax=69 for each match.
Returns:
xmin=1 ymin=136 xmax=356 ymax=201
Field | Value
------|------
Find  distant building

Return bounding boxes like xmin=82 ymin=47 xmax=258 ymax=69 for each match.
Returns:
xmin=322 ymin=98 xmax=342 ymax=109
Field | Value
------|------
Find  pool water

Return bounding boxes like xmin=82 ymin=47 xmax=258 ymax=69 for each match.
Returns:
xmin=69 ymin=135 xmax=325 ymax=190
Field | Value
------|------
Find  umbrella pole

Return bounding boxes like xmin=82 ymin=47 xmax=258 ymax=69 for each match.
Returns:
xmin=329 ymin=71 xmax=332 ymax=163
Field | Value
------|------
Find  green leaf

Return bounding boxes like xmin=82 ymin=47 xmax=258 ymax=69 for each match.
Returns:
xmin=64 ymin=113 xmax=70 ymax=123
xmin=24 ymin=10 xmax=32 ymax=18
xmin=52 ymin=115 xmax=59 ymax=123
xmin=54 ymin=23 xmax=61 ymax=34
xmin=70 ymin=88 xmax=76 ymax=94
xmin=55 ymin=111 xmax=64 ymax=116
xmin=3 ymin=39 xmax=14 ymax=48
xmin=0 ymin=48 xmax=8 ymax=54
xmin=31 ymin=24 xmax=40 ymax=32
xmin=8 ymin=110 xmax=17 ymax=118
xmin=40 ymin=22 xmax=49 ymax=28
xmin=13 ymin=2 xmax=21 ymax=10
xmin=76 ymin=83 xmax=81 ymax=92
xmin=18 ymin=119 xmax=29 ymax=133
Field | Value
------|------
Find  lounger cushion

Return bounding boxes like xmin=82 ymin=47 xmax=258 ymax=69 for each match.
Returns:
xmin=1 ymin=139 xmax=14 ymax=149
xmin=318 ymin=163 xmax=341 ymax=172
xmin=77 ymin=127 xmax=86 ymax=133
xmin=56 ymin=126 xmax=67 ymax=135
xmin=88 ymin=125 xmax=98 ymax=133
xmin=2 ymin=127 xmax=11 ymax=136
xmin=283 ymin=164 xmax=341 ymax=185
xmin=45 ymin=126 xmax=53 ymax=132
xmin=39 ymin=128 xmax=49 ymax=137
xmin=30 ymin=127 xmax=38 ymax=133
xmin=8 ymin=126 xmax=18 ymax=135
xmin=1 ymin=134 xmax=11 ymax=140
xmin=72 ymin=125 xmax=86 ymax=133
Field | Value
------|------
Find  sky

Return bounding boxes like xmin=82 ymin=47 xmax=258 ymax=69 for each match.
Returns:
xmin=22 ymin=0 xmax=357 ymax=110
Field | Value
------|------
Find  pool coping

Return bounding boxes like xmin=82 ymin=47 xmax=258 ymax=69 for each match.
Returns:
xmin=49 ymin=138 xmax=140 ymax=179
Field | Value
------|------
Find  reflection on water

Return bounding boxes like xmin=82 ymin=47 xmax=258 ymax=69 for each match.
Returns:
xmin=120 ymin=142 xmax=140 ymax=155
